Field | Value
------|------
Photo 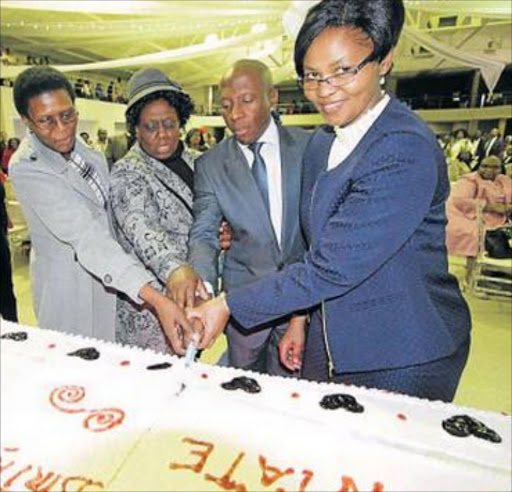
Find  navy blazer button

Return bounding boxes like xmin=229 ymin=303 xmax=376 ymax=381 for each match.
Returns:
xmin=104 ymin=274 xmax=112 ymax=284
xmin=277 ymin=262 xmax=285 ymax=271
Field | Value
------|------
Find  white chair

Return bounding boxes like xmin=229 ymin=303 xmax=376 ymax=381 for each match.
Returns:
xmin=470 ymin=206 xmax=512 ymax=298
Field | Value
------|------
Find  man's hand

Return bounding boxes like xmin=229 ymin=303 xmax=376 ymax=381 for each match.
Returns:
xmin=139 ymin=283 xmax=196 ymax=355
xmin=278 ymin=315 xmax=307 ymax=372
xmin=166 ymin=264 xmax=208 ymax=309
xmin=187 ymin=293 xmax=230 ymax=350
xmin=219 ymin=221 xmax=232 ymax=251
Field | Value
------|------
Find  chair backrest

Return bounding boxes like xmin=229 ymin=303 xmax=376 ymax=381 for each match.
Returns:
xmin=476 ymin=203 xmax=486 ymax=258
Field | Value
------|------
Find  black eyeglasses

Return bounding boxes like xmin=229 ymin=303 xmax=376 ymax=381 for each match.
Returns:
xmin=29 ymin=107 xmax=78 ymax=131
xmin=298 ymin=53 xmax=377 ymax=90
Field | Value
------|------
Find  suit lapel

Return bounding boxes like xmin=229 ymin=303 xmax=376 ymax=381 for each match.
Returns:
xmin=224 ymin=138 xmax=279 ymax=251
xmin=28 ymin=131 xmax=103 ymax=208
xmin=279 ymin=127 xmax=302 ymax=256
xmin=66 ymin=165 xmax=100 ymax=205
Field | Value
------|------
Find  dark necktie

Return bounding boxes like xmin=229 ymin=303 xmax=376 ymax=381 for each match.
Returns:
xmin=248 ymin=141 xmax=270 ymax=216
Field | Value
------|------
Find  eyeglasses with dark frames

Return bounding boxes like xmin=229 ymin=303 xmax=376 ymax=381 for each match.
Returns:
xmin=29 ymin=107 xmax=78 ymax=131
xmin=298 ymin=53 xmax=377 ymax=90
xmin=140 ymin=118 xmax=179 ymax=135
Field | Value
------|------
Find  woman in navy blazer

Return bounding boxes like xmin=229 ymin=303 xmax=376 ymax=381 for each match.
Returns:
xmin=187 ymin=0 xmax=471 ymax=402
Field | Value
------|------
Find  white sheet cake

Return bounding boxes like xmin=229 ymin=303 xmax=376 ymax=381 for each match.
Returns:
xmin=1 ymin=320 xmax=510 ymax=491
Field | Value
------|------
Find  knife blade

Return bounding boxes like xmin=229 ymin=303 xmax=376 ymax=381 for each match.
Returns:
xmin=175 ymin=332 xmax=200 ymax=396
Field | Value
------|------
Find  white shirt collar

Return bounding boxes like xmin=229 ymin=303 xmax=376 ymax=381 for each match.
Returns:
xmin=237 ymin=116 xmax=279 ymax=152
xmin=333 ymin=94 xmax=390 ymax=143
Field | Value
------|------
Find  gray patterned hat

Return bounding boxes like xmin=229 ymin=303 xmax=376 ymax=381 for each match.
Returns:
xmin=126 ymin=68 xmax=183 ymax=111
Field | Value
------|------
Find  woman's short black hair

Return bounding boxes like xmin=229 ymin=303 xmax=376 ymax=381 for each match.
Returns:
xmin=13 ymin=66 xmax=75 ymax=118
xmin=125 ymin=90 xmax=194 ymax=139
xmin=294 ymin=0 xmax=405 ymax=77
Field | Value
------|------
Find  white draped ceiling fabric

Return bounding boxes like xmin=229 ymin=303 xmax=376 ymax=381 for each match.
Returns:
xmin=1 ymin=0 xmax=510 ymax=92
xmin=1 ymin=27 xmax=283 ymax=79
xmin=402 ymin=26 xmax=506 ymax=93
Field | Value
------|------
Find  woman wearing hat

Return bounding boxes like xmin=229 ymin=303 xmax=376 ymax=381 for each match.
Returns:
xmin=109 ymin=68 xmax=206 ymax=353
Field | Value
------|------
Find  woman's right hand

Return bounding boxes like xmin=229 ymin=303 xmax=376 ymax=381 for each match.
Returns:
xmin=279 ymin=315 xmax=307 ymax=372
xmin=139 ymin=283 xmax=196 ymax=355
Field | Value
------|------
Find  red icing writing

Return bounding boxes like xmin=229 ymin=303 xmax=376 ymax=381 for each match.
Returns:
xmin=170 ymin=436 xmax=385 ymax=491
xmin=204 ymin=452 xmax=247 ymax=491
xmin=258 ymin=456 xmax=294 ymax=487
xmin=339 ymin=475 xmax=384 ymax=492
xmin=83 ymin=409 xmax=125 ymax=432
xmin=299 ymin=470 xmax=314 ymax=491
xmin=60 ymin=476 xmax=104 ymax=491
xmin=169 ymin=438 xmax=214 ymax=473
xmin=49 ymin=385 xmax=124 ymax=432
xmin=0 ymin=449 xmax=104 ymax=492
xmin=49 ymin=386 xmax=86 ymax=414
xmin=24 ymin=468 xmax=61 ymax=491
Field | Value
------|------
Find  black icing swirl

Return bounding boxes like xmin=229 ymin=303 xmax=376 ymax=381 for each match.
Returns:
xmin=1 ymin=331 xmax=28 ymax=341
xmin=442 ymin=415 xmax=502 ymax=443
xmin=146 ymin=362 xmax=173 ymax=370
xmin=67 ymin=347 xmax=100 ymax=360
xmin=221 ymin=376 xmax=261 ymax=394
xmin=319 ymin=393 xmax=364 ymax=413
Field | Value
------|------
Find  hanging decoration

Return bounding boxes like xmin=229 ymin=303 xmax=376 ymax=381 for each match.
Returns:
xmin=402 ymin=25 xmax=506 ymax=93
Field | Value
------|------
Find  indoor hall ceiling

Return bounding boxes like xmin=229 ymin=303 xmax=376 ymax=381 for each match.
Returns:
xmin=1 ymin=1 xmax=511 ymax=90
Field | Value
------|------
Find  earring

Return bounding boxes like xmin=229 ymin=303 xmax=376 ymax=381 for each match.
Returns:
xmin=379 ymin=76 xmax=386 ymax=86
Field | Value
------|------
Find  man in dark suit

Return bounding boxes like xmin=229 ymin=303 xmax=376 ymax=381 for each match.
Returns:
xmin=170 ymin=60 xmax=310 ymax=375
xmin=484 ymin=128 xmax=505 ymax=159
xmin=470 ymin=129 xmax=486 ymax=170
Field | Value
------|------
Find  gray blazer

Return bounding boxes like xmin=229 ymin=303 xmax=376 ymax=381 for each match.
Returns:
xmin=188 ymin=124 xmax=310 ymax=293
xmin=10 ymin=130 xmax=154 ymax=341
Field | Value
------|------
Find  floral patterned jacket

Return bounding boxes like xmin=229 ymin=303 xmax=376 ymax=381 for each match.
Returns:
xmin=109 ymin=141 xmax=195 ymax=285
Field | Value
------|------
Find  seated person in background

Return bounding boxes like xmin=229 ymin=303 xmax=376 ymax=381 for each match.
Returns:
xmin=93 ymin=128 xmax=109 ymax=154
xmin=446 ymin=155 xmax=512 ymax=288
xmin=105 ymin=132 xmax=132 ymax=171
xmin=1 ymin=137 xmax=21 ymax=177
xmin=185 ymin=128 xmax=208 ymax=154
xmin=204 ymin=131 xmax=217 ymax=149
xmin=448 ymin=129 xmax=473 ymax=182
xmin=109 ymin=68 xmax=205 ymax=354
xmin=9 ymin=66 xmax=193 ymax=351
xmin=483 ymin=128 xmax=505 ymax=159
xmin=79 ymin=131 xmax=93 ymax=147
xmin=503 ymin=144 xmax=512 ymax=177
